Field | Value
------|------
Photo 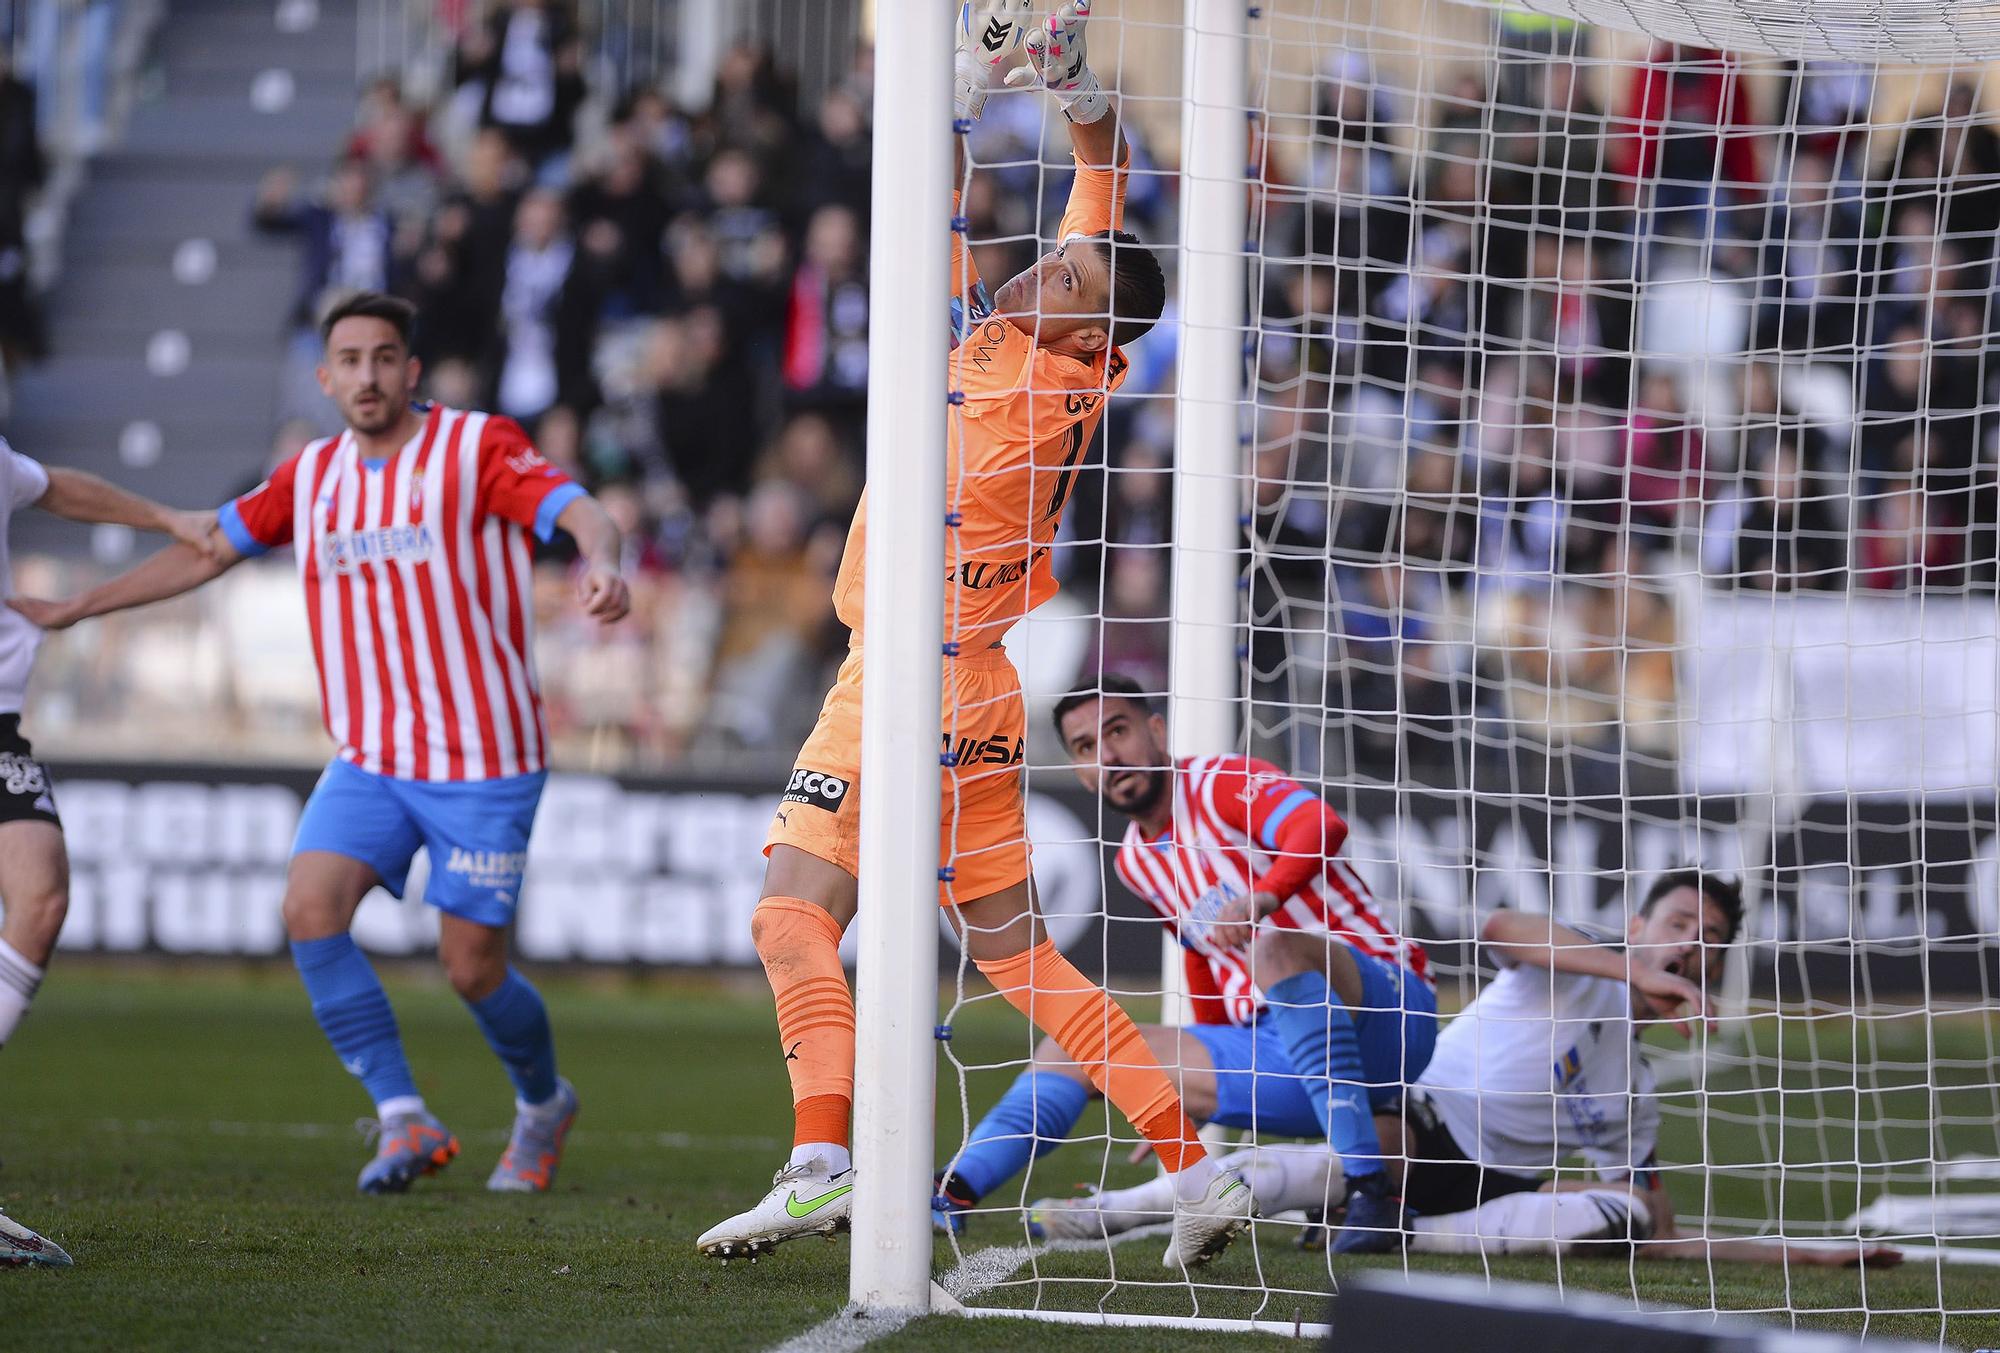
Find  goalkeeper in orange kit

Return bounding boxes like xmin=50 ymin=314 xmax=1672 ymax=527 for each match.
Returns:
xmin=696 ymin=1 xmax=1256 ymax=1271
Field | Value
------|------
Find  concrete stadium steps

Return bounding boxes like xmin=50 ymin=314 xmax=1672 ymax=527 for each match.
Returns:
xmin=8 ymin=0 xmax=363 ymax=524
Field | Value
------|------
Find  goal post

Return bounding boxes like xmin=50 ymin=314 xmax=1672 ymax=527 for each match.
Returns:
xmin=848 ymin=0 xmax=953 ymax=1315
xmin=1166 ymin=0 xmax=1254 ymax=1025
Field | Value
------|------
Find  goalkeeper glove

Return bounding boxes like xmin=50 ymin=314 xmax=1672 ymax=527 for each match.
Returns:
xmin=1005 ymin=0 xmax=1109 ymax=126
xmin=954 ymin=1 xmax=1033 ymax=124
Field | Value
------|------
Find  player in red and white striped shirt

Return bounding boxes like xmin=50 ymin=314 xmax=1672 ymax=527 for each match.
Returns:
xmin=938 ymin=674 xmax=1438 ymax=1250
xmin=15 ymin=293 xmax=629 ymax=1197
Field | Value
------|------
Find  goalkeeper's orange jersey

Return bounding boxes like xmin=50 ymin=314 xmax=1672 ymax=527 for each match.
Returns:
xmin=831 ymin=152 xmax=1131 ymax=651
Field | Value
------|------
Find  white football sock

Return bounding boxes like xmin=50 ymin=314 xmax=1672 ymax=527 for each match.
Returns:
xmin=1062 ymin=1144 xmax=1343 ymax=1232
xmin=0 ymin=939 xmax=44 ymax=1048
xmin=1410 ymin=1188 xmax=1646 ymax=1256
xmin=376 ymin=1094 xmax=428 ymax=1122
xmin=1171 ymin=1151 xmax=1219 ymax=1203
xmin=791 ymin=1142 xmax=851 ymax=1176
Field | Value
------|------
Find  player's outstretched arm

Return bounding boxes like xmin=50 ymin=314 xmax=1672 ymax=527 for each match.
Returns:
xmin=1628 ymin=1180 xmax=1904 ymax=1269
xmin=8 ymin=529 xmax=244 ymax=632
xmin=553 ymin=494 xmax=630 ymax=623
xmin=1482 ymin=909 xmax=1714 ymax=1036
xmin=36 ymin=468 xmax=219 ymax=558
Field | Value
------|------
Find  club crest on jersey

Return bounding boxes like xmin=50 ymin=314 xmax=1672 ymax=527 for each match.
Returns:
xmin=318 ymin=523 xmax=436 ymax=574
xmin=782 ymin=767 xmax=848 ymax=811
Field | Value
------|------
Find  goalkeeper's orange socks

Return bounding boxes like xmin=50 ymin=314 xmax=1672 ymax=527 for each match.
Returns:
xmin=753 ymin=896 xmax=856 ymax=1171
xmin=974 ymin=936 xmax=1211 ymax=1194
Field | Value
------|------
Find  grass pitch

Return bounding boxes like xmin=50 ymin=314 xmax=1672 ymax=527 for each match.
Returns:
xmin=4 ymin=964 xmax=1997 ymax=1351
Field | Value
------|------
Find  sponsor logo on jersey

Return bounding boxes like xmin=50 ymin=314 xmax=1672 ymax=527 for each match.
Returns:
xmin=319 ymin=523 xmax=436 ymax=574
xmin=952 ymin=547 xmax=1046 ymax=591
xmin=942 ymin=732 xmax=1025 ymax=768
xmin=782 ymin=768 xmax=849 ymax=811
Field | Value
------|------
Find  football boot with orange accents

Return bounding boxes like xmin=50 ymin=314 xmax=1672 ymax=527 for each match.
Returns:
xmin=487 ymin=1078 xmax=579 ymax=1193
xmin=356 ymin=1110 xmax=460 ymax=1193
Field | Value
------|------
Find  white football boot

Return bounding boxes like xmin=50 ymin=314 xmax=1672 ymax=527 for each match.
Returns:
xmin=696 ymin=1156 xmax=855 ymax=1263
xmin=1162 ymin=1170 xmax=1254 ymax=1270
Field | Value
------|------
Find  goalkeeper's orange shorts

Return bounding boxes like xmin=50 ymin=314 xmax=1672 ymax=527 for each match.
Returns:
xmin=764 ymin=640 xmax=1031 ymax=905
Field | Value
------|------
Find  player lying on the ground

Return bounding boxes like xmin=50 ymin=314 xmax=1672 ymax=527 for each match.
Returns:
xmin=696 ymin=3 xmax=1250 ymax=1272
xmin=0 ymin=441 xmax=212 ymax=1057
xmin=0 ymin=1208 xmax=72 ymax=1268
xmin=1026 ymin=872 xmax=1903 ymax=1268
xmin=933 ymin=675 xmax=1437 ymax=1253
xmin=10 ymin=292 xmax=631 ymax=1196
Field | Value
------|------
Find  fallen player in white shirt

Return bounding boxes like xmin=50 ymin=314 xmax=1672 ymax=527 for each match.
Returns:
xmin=1031 ymin=870 xmax=1902 ymax=1269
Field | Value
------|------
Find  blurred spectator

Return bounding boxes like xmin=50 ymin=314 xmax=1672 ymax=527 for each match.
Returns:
xmin=254 ymin=160 xmax=395 ymax=328
xmin=0 ymin=44 xmax=46 ymax=366
xmin=25 ymin=0 xmax=117 ymax=152
xmin=781 ymin=204 xmax=868 ymax=435
xmin=1779 ymin=59 xmax=1874 ymax=170
xmin=1755 ymin=148 xmax=1865 ymax=355
xmin=1855 ymin=474 xmax=1966 ymax=591
xmin=1702 ymin=430 xmax=1845 ymax=590
xmin=707 ymin=478 xmax=837 ymax=748
xmin=454 ymin=0 xmax=586 ymax=179
xmin=788 ymin=87 xmax=871 ymax=223
xmin=566 ymin=125 xmax=673 ymax=318
xmin=344 ymin=77 xmax=444 ymax=231
xmin=491 ymin=188 xmax=598 ymax=422
xmin=1612 ymin=44 xmax=1764 ymax=236
xmin=1614 ymin=368 xmax=1707 ymax=541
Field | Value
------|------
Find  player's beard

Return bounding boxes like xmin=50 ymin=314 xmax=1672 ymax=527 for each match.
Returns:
xmin=346 ymin=388 xmax=400 ymax=436
xmin=1101 ymin=766 xmax=1168 ymax=821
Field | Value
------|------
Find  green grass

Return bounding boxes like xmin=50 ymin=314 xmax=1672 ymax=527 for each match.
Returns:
xmin=4 ymin=966 xmax=1998 ymax=1351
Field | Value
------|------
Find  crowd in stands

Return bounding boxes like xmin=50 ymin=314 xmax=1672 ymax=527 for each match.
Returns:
xmin=236 ymin=12 xmax=881 ymax=766
xmin=1237 ymin=45 xmax=2000 ymax=779
xmin=20 ymin=9 xmax=2000 ymax=782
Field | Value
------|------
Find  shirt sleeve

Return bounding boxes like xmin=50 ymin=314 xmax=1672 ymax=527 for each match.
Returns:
xmin=3 ymin=444 xmax=49 ymax=511
xmin=1201 ymin=757 xmax=1350 ymax=900
xmin=1058 ymin=147 xmax=1130 ymax=242
xmin=217 ymin=453 xmax=302 ymax=558
xmin=475 ymin=416 xmax=584 ymax=541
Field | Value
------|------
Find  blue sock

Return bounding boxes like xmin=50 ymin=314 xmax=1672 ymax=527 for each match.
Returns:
xmin=466 ymin=967 xmax=558 ymax=1106
xmin=291 ymin=934 xmax=419 ymax=1110
xmin=948 ymin=1070 xmax=1093 ymax=1200
xmin=1265 ymin=969 xmax=1383 ymax=1182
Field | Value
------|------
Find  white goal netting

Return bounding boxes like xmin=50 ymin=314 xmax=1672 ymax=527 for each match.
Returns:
xmin=920 ymin=0 xmax=2000 ymax=1340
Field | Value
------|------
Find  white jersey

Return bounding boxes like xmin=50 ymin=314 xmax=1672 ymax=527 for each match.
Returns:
xmin=0 ymin=442 xmax=51 ymax=715
xmin=1417 ymin=929 xmax=1660 ymax=1180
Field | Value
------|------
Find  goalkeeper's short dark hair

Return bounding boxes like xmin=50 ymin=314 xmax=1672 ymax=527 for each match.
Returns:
xmin=1640 ymin=868 xmax=1745 ymax=944
xmin=1093 ymin=229 xmax=1167 ymax=347
xmin=1052 ymin=672 xmax=1154 ymax=735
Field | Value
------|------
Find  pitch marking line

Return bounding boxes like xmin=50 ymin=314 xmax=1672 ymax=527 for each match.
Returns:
xmin=767 ymin=1229 xmax=1177 ymax=1352
xmin=21 ymin=1116 xmax=778 ymax=1153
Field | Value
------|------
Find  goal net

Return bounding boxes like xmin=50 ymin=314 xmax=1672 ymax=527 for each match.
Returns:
xmin=868 ymin=0 xmax=2000 ymax=1339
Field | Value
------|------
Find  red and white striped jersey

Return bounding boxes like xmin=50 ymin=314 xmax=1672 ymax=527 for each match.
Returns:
xmin=218 ymin=405 xmax=583 ymax=782
xmin=1113 ymin=755 xmax=1430 ymax=1027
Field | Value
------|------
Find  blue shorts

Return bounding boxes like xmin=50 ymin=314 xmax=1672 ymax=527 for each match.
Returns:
xmin=293 ymin=759 xmax=546 ymax=927
xmin=1189 ymin=945 xmax=1439 ymax=1138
